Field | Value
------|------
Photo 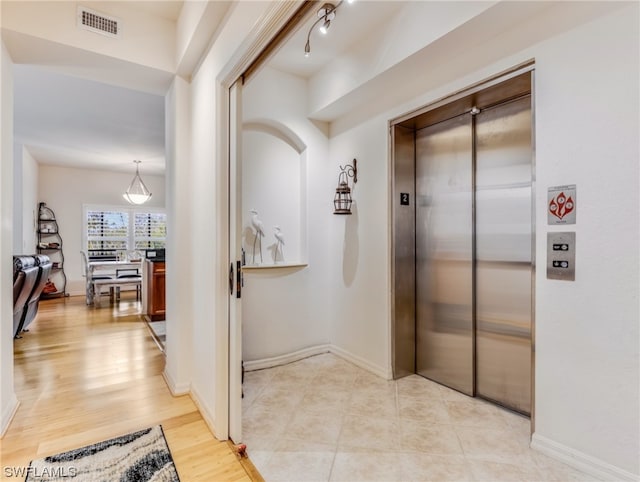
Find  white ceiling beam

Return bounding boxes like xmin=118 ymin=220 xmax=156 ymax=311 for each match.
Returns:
xmin=176 ymin=1 xmax=232 ymax=80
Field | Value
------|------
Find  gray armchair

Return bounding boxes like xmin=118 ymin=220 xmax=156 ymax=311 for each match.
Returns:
xmin=13 ymin=256 xmax=42 ymax=338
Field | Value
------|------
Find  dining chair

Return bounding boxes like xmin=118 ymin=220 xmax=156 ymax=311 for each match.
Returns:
xmin=81 ymin=251 xmax=114 ymax=305
xmin=115 ymin=268 xmax=142 ymax=300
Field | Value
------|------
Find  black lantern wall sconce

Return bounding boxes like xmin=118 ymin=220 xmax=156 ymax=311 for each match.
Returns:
xmin=333 ymin=159 xmax=358 ymax=215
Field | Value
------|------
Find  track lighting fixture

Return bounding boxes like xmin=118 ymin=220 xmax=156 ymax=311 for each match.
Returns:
xmin=304 ymin=0 xmax=354 ymax=57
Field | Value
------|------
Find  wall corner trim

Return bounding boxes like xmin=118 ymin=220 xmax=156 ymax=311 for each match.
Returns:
xmin=531 ymin=433 xmax=639 ymax=482
xmin=162 ymin=368 xmax=190 ymax=396
xmin=0 ymin=395 xmax=20 ymax=438
xmin=329 ymin=345 xmax=392 ymax=380
xmin=189 ymin=385 xmax=222 ymax=441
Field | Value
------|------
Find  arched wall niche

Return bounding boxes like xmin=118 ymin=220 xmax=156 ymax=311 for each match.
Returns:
xmin=242 ymin=119 xmax=307 ymax=266
xmin=244 ymin=118 xmax=306 ymax=154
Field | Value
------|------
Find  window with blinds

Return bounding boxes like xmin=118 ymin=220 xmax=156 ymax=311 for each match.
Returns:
xmin=134 ymin=212 xmax=167 ymax=249
xmin=86 ymin=210 xmax=129 ymax=250
xmin=84 ymin=206 xmax=166 ymax=252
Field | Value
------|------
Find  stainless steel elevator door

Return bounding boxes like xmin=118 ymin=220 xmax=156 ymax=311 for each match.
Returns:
xmin=415 ymin=114 xmax=474 ymax=396
xmin=475 ymin=96 xmax=532 ymax=414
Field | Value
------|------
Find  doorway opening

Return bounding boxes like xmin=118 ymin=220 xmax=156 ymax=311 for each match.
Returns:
xmin=391 ymin=65 xmax=535 ymax=418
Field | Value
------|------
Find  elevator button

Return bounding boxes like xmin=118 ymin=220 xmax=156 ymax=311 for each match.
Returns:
xmin=547 ymin=232 xmax=575 ymax=281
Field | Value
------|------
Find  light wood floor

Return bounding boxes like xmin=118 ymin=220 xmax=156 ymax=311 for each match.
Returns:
xmin=1 ymin=294 xmax=260 ymax=482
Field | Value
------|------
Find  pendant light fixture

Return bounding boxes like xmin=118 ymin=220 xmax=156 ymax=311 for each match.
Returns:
xmin=123 ymin=160 xmax=152 ymax=205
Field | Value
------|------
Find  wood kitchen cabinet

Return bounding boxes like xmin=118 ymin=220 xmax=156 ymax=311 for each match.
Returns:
xmin=144 ymin=260 xmax=165 ymax=321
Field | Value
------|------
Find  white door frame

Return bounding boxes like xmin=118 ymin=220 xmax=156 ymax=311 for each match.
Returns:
xmin=217 ymin=1 xmax=306 ymax=441
xmin=228 ymin=80 xmax=243 ymax=442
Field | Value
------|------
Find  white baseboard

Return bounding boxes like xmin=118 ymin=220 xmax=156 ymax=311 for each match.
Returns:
xmin=162 ymin=368 xmax=190 ymax=396
xmin=1 ymin=394 xmax=19 ymax=438
xmin=244 ymin=344 xmax=331 ymax=371
xmin=243 ymin=343 xmax=392 ymax=380
xmin=328 ymin=344 xmax=392 ymax=380
xmin=531 ymin=433 xmax=639 ymax=482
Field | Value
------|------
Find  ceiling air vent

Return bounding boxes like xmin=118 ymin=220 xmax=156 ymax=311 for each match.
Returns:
xmin=77 ymin=6 xmax=121 ymax=38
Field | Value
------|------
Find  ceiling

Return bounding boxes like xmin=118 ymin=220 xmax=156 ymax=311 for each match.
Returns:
xmin=14 ymin=65 xmax=166 ymax=175
xmin=10 ymin=1 xmax=405 ymax=175
xmin=8 ymin=0 xmax=182 ymax=175
xmin=124 ymin=1 xmax=184 ymax=21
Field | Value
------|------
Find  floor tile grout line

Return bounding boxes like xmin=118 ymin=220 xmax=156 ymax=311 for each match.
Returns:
xmin=244 ymin=352 xmax=592 ymax=482
xmin=328 ymin=363 xmax=362 ymax=482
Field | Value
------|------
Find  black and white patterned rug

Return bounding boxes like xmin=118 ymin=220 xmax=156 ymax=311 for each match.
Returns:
xmin=26 ymin=425 xmax=180 ymax=481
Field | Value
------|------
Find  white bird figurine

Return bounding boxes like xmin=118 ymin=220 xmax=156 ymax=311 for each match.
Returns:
xmin=250 ymin=209 xmax=264 ymax=263
xmin=274 ymin=226 xmax=285 ymax=262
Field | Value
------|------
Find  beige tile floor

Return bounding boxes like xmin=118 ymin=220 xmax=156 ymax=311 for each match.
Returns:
xmin=242 ymin=353 xmax=597 ymax=482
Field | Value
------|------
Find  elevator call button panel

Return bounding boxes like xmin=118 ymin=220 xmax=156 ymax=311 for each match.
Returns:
xmin=547 ymin=232 xmax=575 ymax=281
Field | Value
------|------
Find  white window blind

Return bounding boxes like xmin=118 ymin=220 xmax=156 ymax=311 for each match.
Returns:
xmin=134 ymin=212 xmax=167 ymax=249
xmin=86 ymin=210 xmax=129 ymax=250
xmin=84 ymin=206 xmax=166 ymax=252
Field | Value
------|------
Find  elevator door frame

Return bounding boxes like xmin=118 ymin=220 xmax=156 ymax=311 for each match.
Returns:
xmin=390 ymin=61 xmax=536 ymax=430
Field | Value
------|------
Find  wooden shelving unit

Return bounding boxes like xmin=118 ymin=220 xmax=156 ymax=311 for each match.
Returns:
xmin=37 ymin=202 xmax=67 ymax=298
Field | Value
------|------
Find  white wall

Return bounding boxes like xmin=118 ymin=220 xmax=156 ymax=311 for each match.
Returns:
xmin=241 ymin=66 xmax=332 ymax=361
xmin=22 ymin=147 xmax=38 ymax=254
xmin=12 ymin=145 xmax=38 ymax=255
xmin=328 ymin=119 xmax=391 ymax=376
xmin=1 ymin=40 xmax=19 ymax=436
xmin=189 ymin=49 xmax=220 ymax=427
xmin=532 ymin=6 xmax=639 ymax=478
xmin=37 ymin=164 xmax=165 ymax=295
xmin=164 ymin=76 xmax=193 ymax=397
xmin=242 ymin=130 xmax=302 ymax=265
xmin=326 ymin=2 xmax=639 ymax=479
xmin=12 ymin=142 xmax=22 ymax=253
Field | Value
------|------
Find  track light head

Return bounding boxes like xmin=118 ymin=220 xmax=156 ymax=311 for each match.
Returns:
xmin=319 ymin=19 xmax=331 ymax=35
xmin=304 ymin=39 xmax=311 ymax=57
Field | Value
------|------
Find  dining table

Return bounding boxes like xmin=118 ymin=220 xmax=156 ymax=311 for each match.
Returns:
xmin=87 ymin=259 xmax=143 ymax=305
xmin=88 ymin=259 xmax=142 ymax=275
